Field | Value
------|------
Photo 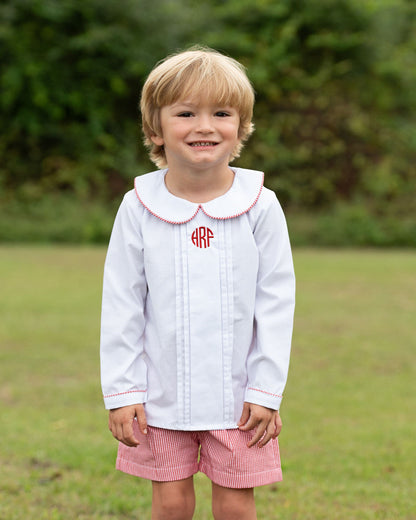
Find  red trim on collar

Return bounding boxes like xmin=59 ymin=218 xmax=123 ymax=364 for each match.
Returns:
xmin=134 ymin=183 xmax=202 ymax=225
xmin=134 ymin=169 xmax=264 ymax=224
xmin=201 ymin=177 xmax=264 ymax=221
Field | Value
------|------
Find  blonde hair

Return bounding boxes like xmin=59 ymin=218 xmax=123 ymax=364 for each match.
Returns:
xmin=140 ymin=46 xmax=255 ymax=168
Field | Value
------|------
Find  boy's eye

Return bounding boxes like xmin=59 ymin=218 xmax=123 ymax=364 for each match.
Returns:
xmin=215 ymin=111 xmax=230 ymax=117
xmin=177 ymin=112 xmax=193 ymax=117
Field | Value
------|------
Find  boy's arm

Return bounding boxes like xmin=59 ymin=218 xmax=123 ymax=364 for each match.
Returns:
xmin=100 ymin=192 xmax=148 ymax=410
xmin=244 ymin=191 xmax=296 ymax=412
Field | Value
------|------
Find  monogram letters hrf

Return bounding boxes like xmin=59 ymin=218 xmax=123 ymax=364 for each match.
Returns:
xmin=191 ymin=226 xmax=214 ymax=248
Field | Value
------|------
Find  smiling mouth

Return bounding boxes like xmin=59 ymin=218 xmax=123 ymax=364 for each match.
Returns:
xmin=189 ymin=142 xmax=218 ymax=147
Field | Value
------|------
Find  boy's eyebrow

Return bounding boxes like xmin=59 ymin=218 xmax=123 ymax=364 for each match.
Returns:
xmin=169 ymin=101 xmax=235 ymax=110
xmin=170 ymin=101 xmax=196 ymax=109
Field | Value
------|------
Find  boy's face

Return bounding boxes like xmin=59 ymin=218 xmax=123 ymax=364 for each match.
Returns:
xmin=151 ymin=100 xmax=241 ymax=174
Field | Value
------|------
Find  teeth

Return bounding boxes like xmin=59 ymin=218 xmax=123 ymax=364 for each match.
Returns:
xmin=190 ymin=142 xmax=216 ymax=147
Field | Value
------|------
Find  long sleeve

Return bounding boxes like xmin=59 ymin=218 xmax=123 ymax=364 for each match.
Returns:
xmin=100 ymin=191 xmax=148 ymax=410
xmin=244 ymin=190 xmax=295 ymax=410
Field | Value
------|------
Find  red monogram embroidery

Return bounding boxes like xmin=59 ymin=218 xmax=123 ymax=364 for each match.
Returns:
xmin=191 ymin=227 xmax=214 ymax=248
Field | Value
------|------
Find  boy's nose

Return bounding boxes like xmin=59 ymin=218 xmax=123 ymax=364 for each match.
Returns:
xmin=196 ymin=115 xmax=214 ymax=133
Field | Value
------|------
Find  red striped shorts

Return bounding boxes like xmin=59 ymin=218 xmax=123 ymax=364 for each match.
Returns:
xmin=116 ymin=422 xmax=282 ymax=489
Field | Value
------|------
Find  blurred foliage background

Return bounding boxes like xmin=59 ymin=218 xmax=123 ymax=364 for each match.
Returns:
xmin=1 ymin=0 xmax=415 ymax=245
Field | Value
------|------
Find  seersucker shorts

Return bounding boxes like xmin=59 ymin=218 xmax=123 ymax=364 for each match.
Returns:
xmin=116 ymin=421 xmax=282 ymax=489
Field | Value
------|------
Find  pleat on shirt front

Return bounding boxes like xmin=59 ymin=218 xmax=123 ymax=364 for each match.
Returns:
xmin=217 ymin=219 xmax=234 ymax=425
xmin=174 ymin=214 xmax=235 ymax=427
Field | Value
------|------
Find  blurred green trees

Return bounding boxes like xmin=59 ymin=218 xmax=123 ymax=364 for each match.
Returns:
xmin=204 ymin=0 xmax=416 ymax=209
xmin=0 ymin=0 xmax=204 ymax=200
xmin=1 ymin=0 xmax=415 ymax=244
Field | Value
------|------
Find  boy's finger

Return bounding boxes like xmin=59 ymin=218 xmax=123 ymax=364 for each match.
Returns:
xmin=258 ymin=421 xmax=276 ymax=447
xmin=136 ymin=408 xmax=148 ymax=435
xmin=113 ymin=423 xmax=123 ymax=442
xmin=121 ymin=421 xmax=140 ymax=447
xmin=237 ymin=403 xmax=250 ymax=427
xmin=257 ymin=433 xmax=272 ymax=448
xmin=247 ymin=422 xmax=267 ymax=447
xmin=274 ymin=414 xmax=282 ymax=437
xmin=238 ymin=414 xmax=257 ymax=431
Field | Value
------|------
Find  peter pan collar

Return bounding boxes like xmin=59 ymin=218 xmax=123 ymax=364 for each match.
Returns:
xmin=134 ymin=168 xmax=264 ymax=224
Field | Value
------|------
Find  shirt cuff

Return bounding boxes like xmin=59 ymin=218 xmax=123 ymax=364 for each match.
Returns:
xmin=244 ymin=386 xmax=282 ymax=411
xmin=103 ymin=389 xmax=147 ymax=410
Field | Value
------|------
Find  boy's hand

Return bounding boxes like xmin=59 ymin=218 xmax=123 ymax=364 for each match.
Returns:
xmin=108 ymin=404 xmax=147 ymax=447
xmin=238 ymin=402 xmax=282 ymax=448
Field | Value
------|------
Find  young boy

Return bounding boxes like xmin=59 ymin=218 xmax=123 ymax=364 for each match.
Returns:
xmin=100 ymin=46 xmax=295 ymax=520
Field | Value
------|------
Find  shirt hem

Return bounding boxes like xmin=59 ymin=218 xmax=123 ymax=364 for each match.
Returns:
xmin=146 ymin=420 xmax=239 ymax=431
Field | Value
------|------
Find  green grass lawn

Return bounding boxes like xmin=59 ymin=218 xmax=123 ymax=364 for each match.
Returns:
xmin=0 ymin=246 xmax=415 ymax=519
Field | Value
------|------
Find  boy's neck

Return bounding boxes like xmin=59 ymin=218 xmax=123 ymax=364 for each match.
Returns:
xmin=164 ymin=166 xmax=235 ymax=203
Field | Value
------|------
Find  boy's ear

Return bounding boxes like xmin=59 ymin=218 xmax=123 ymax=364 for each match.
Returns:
xmin=150 ymin=134 xmax=164 ymax=146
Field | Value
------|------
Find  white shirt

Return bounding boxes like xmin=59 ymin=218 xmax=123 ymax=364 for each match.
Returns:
xmin=100 ymin=167 xmax=295 ymax=430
